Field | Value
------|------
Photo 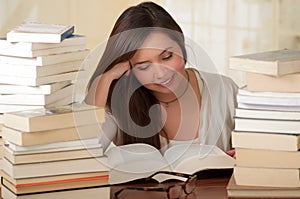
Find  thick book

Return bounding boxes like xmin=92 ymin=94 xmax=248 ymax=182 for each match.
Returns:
xmin=3 ymin=145 xmax=103 ymax=164
xmin=226 ymin=174 xmax=300 ymax=198
xmin=0 ymin=81 xmax=70 ymax=95
xmin=232 ymin=131 xmax=300 ymax=151
xmin=2 ymin=156 xmax=109 ymax=179
xmin=246 ymin=72 xmax=300 ymax=92
xmin=0 ymin=43 xmax=85 ymax=58
xmin=0 ymin=35 xmax=86 ymax=50
xmin=235 ymin=148 xmax=300 ymax=169
xmin=2 ymin=173 xmax=108 ymax=195
xmin=3 ymin=103 xmax=105 ymax=132
xmin=1 ymin=184 xmax=110 ymax=199
xmin=237 ymin=88 xmax=300 ymax=107
xmin=234 ymin=117 xmax=300 ymax=134
xmin=4 ymin=137 xmax=101 ymax=153
xmin=0 ymin=71 xmax=81 ymax=86
xmin=7 ymin=22 xmax=74 ymax=43
xmin=0 ymin=84 xmax=74 ymax=105
xmin=106 ymin=143 xmax=235 ymax=185
xmin=233 ymin=166 xmax=300 ymax=187
xmin=0 ymin=170 xmax=108 ymax=188
xmin=235 ymin=107 xmax=300 ymax=120
xmin=229 ymin=49 xmax=300 ymax=76
xmin=0 ymin=49 xmax=89 ymax=66
xmin=0 ymin=60 xmax=82 ymax=78
xmin=2 ymin=123 xmax=102 ymax=146
xmin=238 ymin=101 xmax=300 ymax=112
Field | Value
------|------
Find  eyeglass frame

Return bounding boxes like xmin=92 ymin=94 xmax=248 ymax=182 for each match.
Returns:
xmin=114 ymin=171 xmax=198 ymax=199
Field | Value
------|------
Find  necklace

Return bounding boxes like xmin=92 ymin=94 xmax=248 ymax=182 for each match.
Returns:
xmin=158 ymin=70 xmax=190 ymax=107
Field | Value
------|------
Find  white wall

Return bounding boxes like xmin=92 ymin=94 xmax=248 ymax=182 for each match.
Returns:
xmin=1 ymin=0 xmax=299 ymax=86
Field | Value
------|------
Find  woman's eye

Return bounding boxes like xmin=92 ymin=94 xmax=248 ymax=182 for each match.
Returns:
xmin=162 ymin=52 xmax=173 ymax=60
xmin=137 ymin=64 xmax=150 ymax=71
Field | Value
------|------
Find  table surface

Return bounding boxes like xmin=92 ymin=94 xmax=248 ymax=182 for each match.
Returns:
xmin=110 ymin=169 xmax=232 ymax=199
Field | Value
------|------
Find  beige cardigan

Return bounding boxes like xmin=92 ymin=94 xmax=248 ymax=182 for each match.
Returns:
xmin=101 ymin=68 xmax=238 ymax=152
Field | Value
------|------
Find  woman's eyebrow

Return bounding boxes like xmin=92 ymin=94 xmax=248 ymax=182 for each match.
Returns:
xmin=133 ymin=47 xmax=173 ymax=66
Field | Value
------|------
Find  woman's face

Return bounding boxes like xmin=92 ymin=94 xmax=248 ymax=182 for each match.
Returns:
xmin=130 ymin=31 xmax=186 ymax=95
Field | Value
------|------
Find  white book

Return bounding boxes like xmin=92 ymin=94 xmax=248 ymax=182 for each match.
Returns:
xmin=0 ymin=44 xmax=86 ymax=58
xmin=0 ymin=60 xmax=82 ymax=78
xmin=0 ymin=105 xmax=43 ymax=114
xmin=4 ymin=137 xmax=101 ymax=153
xmin=2 ymin=156 xmax=109 ymax=178
xmin=0 ymin=71 xmax=81 ymax=86
xmin=0 ymin=49 xmax=89 ymax=66
xmin=234 ymin=117 xmax=300 ymax=134
xmin=0 ymin=84 xmax=74 ymax=105
xmin=237 ymin=102 xmax=300 ymax=112
xmin=237 ymin=94 xmax=300 ymax=106
xmin=235 ymin=108 xmax=300 ymax=120
xmin=45 ymin=94 xmax=74 ymax=108
xmin=0 ymin=81 xmax=70 ymax=95
xmin=7 ymin=22 xmax=74 ymax=43
xmin=0 ymin=35 xmax=86 ymax=51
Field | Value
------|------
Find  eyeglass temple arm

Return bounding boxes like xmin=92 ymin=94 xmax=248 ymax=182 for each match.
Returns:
xmin=115 ymin=186 xmax=166 ymax=197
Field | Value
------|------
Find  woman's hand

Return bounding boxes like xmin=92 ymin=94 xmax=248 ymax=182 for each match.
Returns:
xmin=103 ymin=61 xmax=131 ymax=81
xmin=85 ymin=61 xmax=131 ymax=107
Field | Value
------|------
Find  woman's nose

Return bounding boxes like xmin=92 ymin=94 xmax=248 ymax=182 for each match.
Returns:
xmin=153 ymin=64 xmax=168 ymax=79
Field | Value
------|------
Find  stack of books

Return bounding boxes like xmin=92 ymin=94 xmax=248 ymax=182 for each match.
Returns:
xmin=227 ymin=49 xmax=300 ymax=198
xmin=0 ymin=104 xmax=110 ymax=199
xmin=0 ymin=22 xmax=90 ymax=143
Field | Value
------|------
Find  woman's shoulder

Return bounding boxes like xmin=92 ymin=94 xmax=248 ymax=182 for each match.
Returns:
xmin=189 ymin=67 xmax=238 ymax=92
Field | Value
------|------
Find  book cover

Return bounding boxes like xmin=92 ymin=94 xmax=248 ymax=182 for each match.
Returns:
xmin=229 ymin=49 xmax=300 ymax=76
xmin=7 ymin=22 xmax=74 ymax=43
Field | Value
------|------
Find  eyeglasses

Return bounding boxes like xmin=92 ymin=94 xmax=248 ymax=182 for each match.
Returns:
xmin=114 ymin=171 xmax=198 ymax=199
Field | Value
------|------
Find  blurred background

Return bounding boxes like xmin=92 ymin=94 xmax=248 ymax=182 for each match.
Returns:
xmin=1 ymin=0 xmax=300 ymax=86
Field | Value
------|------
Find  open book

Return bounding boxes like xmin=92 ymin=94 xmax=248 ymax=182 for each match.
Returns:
xmin=106 ymin=143 xmax=235 ymax=184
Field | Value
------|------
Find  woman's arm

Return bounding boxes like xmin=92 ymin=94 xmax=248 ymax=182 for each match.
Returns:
xmin=85 ymin=61 xmax=130 ymax=107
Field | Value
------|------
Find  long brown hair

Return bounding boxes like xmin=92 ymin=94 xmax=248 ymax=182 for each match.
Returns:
xmin=88 ymin=2 xmax=187 ymax=149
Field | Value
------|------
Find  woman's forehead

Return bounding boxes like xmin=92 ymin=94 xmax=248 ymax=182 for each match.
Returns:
xmin=139 ymin=31 xmax=176 ymax=50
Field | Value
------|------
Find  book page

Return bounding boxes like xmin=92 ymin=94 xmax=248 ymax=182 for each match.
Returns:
xmin=106 ymin=143 xmax=170 ymax=184
xmin=164 ymin=144 xmax=235 ymax=174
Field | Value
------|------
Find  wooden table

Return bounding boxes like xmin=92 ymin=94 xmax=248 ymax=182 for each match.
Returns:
xmin=110 ymin=169 xmax=231 ymax=199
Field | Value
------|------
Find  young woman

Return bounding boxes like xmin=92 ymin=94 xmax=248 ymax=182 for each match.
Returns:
xmin=85 ymin=1 xmax=238 ymax=154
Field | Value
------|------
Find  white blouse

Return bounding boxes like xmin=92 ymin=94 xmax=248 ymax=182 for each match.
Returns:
xmin=100 ymin=68 xmax=238 ymax=152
